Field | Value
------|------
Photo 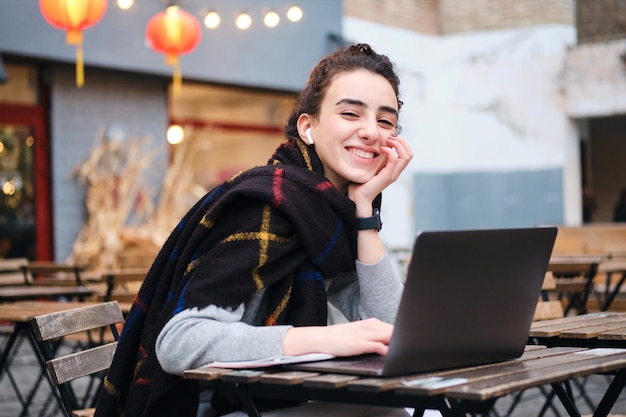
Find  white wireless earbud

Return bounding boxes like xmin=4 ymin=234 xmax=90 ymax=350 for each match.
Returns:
xmin=305 ymin=128 xmax=314 ymax=145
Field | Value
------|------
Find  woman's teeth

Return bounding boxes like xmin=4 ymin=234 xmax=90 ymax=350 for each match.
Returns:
xmin=349 ymin=148 xmax=375 ymax=159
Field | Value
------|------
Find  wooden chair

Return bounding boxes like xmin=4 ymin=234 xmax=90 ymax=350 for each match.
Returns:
xmin=0 ymin=257 xmax=28 ymax=286
xmin=101 ymin=268 xmax=146 ymax=303
xmin=20 ymin=261 xmax=87 ymax=286
xmin=99 ymin=268 xmax=147 ymax=315
xmin=594 ymin=259 xmax=626 ymax=311
xmin=30 ymin=301 xmax=124 ymax=417
xmin=533 ymin=271 xmax=565 ymax=321
xmin=548 ymin=258 xmax=599 ymax=315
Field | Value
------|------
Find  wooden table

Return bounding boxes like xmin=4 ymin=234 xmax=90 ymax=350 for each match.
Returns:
xmin=0 ymin=285 xmax=93 ymax=302
xmin=530 ymin=312 xmax=626 ymax=348
xmin=0 ymin=301 xmax=98 ymax=415
xmin=184 ymin=346 xmax=626 ymax=417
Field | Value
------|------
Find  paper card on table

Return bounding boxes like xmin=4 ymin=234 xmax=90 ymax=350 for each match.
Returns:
xmin=574 ymin=348 xmax=626 ymax=357
xmin=206 ymin=353 xmax=335 ymax=369
xmin=402 ymin=377 xmax=468 ymax=389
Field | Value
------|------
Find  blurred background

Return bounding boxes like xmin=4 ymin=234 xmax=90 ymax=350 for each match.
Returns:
xmin=0 ymin=0 xmax=625 ymax=269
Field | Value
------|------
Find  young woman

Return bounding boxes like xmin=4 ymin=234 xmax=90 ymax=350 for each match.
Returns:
xmin=95 ymin=43 xmax=413 ymax=417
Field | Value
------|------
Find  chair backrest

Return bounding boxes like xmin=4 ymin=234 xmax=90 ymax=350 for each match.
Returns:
xmin=0 ymin=257 xmax=28 ymax=285
xmin=533 ymin=271 xmax=565 ymax=321
xmin=30 ymin=301 xmax=124 ymax=417
xmin=20 ymin=261 xmax=86 ymax=286
xmin=102 ymin=268 xmax=147 ymax=304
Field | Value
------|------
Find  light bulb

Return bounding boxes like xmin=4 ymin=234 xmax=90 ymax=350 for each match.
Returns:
xmin=264 ymin=11 xmax=279 ymax=28
xmin=235 ymin=12 xmax=252 ymax=30
xmin=167 ymin=125 xmax=185 ymax=145
xmin=117 ymin=0 xmax=133 ymax=10
xmin=204 ymin=10 xmax=220 ymax=29
xmin=287 ymin=6 xmax=303 ymax=22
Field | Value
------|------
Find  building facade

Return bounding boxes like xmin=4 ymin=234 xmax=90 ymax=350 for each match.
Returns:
xmin=0 ymin=0 xmax=342 ymax=263
xmin=344 ymin=0 xmax=626 ymax=250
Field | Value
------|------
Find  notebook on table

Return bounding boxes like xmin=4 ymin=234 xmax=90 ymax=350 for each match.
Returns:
xmin=287 ymin=226 xmax=558 ymax=377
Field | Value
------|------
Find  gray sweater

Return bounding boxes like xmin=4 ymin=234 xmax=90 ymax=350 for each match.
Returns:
xmin=155 ymin=253 xmax=403 ymax=375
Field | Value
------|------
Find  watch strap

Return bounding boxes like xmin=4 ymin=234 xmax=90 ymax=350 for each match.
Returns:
xmin=357 ymin=209 xmax=382 ymax=231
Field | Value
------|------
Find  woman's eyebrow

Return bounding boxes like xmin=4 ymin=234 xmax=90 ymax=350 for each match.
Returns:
xmin=336 ymin=98 xmax=398 ymax=116
xmin=336 ymin=98 xmax=366 ymax=107
xmin=379 ymin=105 xmax=398 ymax=116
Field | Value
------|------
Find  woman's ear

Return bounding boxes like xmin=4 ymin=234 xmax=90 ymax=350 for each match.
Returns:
xmin=297 ymin=114 xmax=314 ymax=146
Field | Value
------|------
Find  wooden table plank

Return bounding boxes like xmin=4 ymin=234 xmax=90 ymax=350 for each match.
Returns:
xmin=443 ymin=349 xmax=626 ymax=401
xmin=346 ymin=376 xmax=408 ymax=392
xmin=598 ymin=327 xmax=626 ymax=340
xmin=183 ymin=366 xmax=233 ymax=381
xmin=0 ymin=301 xmax=99 ymax=322
xmin=260 ymin=371 xmax=319 ymax=385
xmin=559 ymin=322 xmax=626 ymax=339
xmin=531 ymin=312 xmax=626 ymax=329
xmin=530 ymin=313 xmax=626 ymax=338
xmin=302 ymin=374 xmax=360 ymax=389
xmin=221 ymin=370 xmax=265 ymax=383
xmin=0 ymin=285 xmax=93 ymax=302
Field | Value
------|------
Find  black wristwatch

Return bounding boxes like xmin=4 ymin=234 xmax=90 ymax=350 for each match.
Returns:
xmin=357 ymin=208 xmax=382 ymax=231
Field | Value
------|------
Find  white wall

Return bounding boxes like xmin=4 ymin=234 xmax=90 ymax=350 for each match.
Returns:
xmin=343 ymin=18 xmax=579 ymax=249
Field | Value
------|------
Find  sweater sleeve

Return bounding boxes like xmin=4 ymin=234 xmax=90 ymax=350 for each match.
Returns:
xmin=155 ymin=293 xmax=292 ymax=376
xmin=327 ymin=251 xmax=404 ymax=324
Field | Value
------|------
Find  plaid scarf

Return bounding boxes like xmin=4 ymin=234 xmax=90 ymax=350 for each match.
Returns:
xmin=94 ymin=140 xmax=360 ymax=417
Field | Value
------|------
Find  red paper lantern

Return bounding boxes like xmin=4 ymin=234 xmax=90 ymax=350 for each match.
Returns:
xmin=146 ymin=6 xmax=202 ymax=97
xmin=39 ymin=0 xmax=108 ymax=87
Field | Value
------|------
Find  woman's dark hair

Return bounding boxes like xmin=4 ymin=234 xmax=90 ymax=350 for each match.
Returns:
xmin=284 ymin=43 xmax=402 ymax=141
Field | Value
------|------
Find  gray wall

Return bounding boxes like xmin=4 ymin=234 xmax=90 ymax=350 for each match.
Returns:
xmin=0 ymin=0 xmax=343 ymax=91
xmin=413 ymin=169 xmax=564 ymax=233
xmin=51 ymin=67 xmax=168 ymax=260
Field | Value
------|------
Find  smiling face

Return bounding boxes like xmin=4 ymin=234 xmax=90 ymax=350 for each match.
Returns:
xmin=299 ymin=69 xmax=399 ymax=192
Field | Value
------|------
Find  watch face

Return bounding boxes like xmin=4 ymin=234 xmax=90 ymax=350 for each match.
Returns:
xmin=375 ymin=209 xmax=382 ymax=231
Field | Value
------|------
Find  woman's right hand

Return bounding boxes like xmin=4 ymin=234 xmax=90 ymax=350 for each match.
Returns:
xmin=282 ymin=318 xmax=393 ymax=357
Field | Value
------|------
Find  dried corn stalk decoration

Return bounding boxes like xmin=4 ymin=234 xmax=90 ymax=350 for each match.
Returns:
xmin=69 ymin=126 xmax=209 ymax=272
xmin=146 ymin=127 xmax=209 ymax=245
xmin=69 ymin=127 xmax=160 ymax=271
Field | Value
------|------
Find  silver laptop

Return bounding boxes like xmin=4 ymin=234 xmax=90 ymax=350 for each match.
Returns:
xmin=288 ymin=227 xmax=557 ymax=377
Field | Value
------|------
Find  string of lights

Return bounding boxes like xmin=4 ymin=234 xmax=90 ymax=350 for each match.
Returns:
xmin=115 ymin=0 xmax=303 ymax=30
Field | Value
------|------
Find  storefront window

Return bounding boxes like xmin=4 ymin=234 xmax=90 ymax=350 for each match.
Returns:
xmin=0 ymin=62 xmax=50 ymax=260
xmin=169 ymin=82 xmax=294 ymax=191
xmin=0 ymin=124 xmax=35 ymax=258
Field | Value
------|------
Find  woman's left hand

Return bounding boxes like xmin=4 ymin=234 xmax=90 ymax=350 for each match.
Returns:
xmin=348 ymin=134 xmax=413 ymax=214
